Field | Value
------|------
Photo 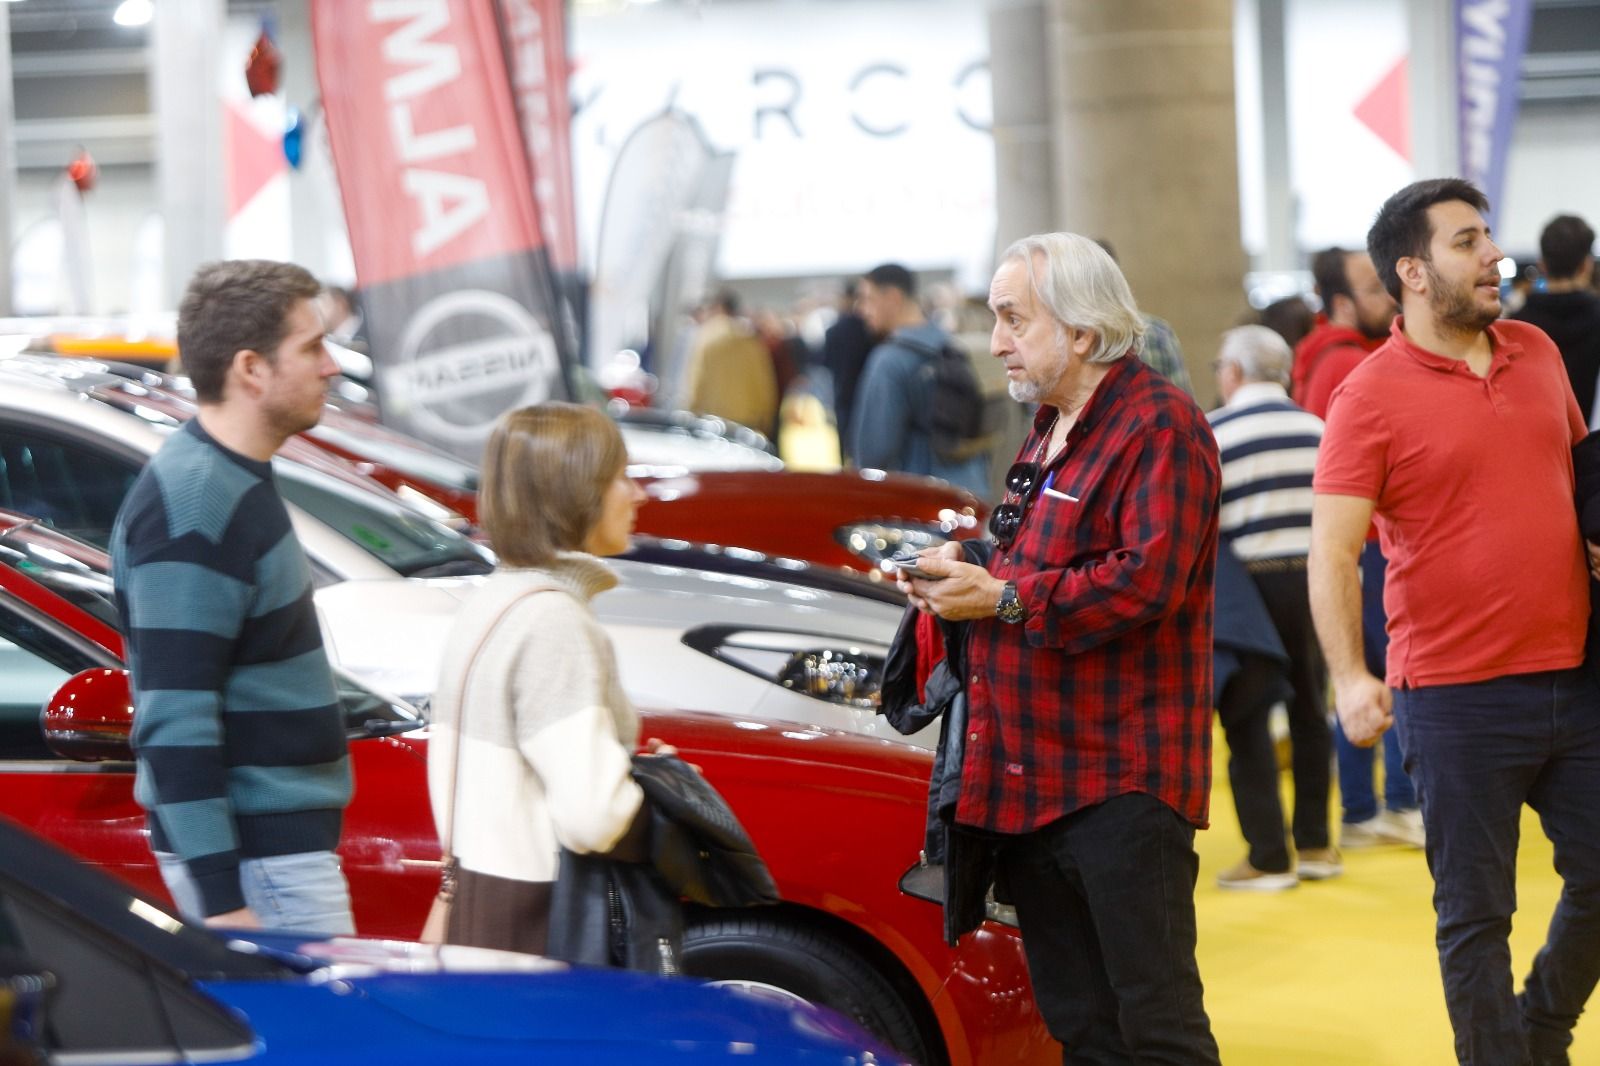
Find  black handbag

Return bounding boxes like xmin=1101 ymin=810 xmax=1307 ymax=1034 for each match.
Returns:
xmin=544 ymin=752 xmax=778 ymax=975
xmin=545 ymin=848 xmax=683 ymax=976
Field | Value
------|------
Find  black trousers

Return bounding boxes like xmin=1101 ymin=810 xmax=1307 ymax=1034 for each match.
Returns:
xmin=997 ymin=793 xmax=1221 ymax=1065
xmin=1215 ymin=564 xmax=1332 ymax=871
xmin=1396 ymin=668 xmax=1600 ymax=1065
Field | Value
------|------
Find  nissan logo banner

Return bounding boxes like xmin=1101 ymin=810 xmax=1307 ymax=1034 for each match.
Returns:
xmin=312 ymin=0 xmax=574 ymax=461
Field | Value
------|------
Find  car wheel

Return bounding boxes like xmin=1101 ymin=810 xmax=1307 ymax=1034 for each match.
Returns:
xmin=682 ymin=912 xmax=937 ymax=1064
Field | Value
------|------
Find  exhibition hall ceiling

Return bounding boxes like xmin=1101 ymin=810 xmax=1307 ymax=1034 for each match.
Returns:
xmin=3 ymin=0 xmax=1597 ymax=174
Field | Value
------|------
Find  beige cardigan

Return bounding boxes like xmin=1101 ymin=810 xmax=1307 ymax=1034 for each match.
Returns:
xmin=427 ymin=554 xmax=643 ymax=883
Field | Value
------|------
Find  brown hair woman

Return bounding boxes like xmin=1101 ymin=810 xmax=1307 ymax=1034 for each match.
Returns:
xmin=427 ymin=402 xmax=667 ymax=953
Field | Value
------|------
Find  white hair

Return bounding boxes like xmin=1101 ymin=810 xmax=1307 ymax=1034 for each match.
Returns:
xmin=1217 ymin=324 xmax=1292 ymax=386
xmin=999 ymin=232 xmax=1146 ymax=364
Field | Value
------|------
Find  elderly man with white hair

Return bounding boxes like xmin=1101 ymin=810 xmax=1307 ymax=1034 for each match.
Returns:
xmin=1208 ymin=324 xmax=1336 ymax=893
xmin=896 ymin=232 xmax=1222 ymax=1064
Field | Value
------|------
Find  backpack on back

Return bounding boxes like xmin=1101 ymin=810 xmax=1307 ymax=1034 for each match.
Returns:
xmin=904 ymin=336 xmax=991 ymax=462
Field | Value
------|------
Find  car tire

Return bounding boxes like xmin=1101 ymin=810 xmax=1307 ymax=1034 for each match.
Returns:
xmin=682 ymin=911 xmax=937 ymax=1064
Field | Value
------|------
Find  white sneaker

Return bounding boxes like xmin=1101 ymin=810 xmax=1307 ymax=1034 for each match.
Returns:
xmin=1341 ymin=809 xmax=1425 ymax=849
xmin=1217 ymin=858 xmax=1299 ymax=892
xmin=1376 ymin=807 xmax=1425 ymax=847
xmin=1296 ymin=847 xmax=1343 ymax=881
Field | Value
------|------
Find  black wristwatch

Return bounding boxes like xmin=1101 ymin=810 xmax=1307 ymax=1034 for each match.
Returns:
xmin=995 ymin=581 xmax=1025 ymax=624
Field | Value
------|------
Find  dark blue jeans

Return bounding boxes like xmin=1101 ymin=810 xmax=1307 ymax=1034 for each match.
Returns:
xmin=997 ymin=793 xmax=1221 ymax=1065
xmin=1395 ymin=667 xmax=1600 ymax=1066
xmin=1336 ymin=542 xmax=1416 ymax=822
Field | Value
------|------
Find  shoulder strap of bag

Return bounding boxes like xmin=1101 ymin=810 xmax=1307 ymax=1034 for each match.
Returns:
xmin=438 ymin=586 xmax=560 ymax=881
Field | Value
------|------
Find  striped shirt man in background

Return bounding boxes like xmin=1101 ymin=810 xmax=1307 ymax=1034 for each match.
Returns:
xmin=112 ymin=260 xmax=352 ymax=934
xmin=1208 ymin=324 xmax=1336 ymax=890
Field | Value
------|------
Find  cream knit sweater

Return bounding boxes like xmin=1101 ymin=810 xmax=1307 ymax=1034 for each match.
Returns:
xmin=427 ymin=554 xmax=643 ymax=883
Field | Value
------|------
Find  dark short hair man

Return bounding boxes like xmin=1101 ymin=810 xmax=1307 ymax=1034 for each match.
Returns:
xmin=1295 ymin=245 xmax=1420 ymax=852
xmin=900 ymin=232 xmax=1222 ymax=1061
xmin=1292 ymin=246 xmax=1398 ymax=418
xmin=112 ymin=259 xmax=353 ymax=933
xmin=1310 ymin=179 xmax=1600 ymax=1065
xmin=1513 ymin=213 xmax=1600 ymax=422
xmin=850 ymin=262 xmax=988 ymax=498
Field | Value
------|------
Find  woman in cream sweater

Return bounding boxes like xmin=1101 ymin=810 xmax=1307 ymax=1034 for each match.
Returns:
xmin=427 ymin=402 xmax=665 ymax=954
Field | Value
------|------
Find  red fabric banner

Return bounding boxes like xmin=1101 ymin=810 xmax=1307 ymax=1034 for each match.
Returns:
xmin=312 ymin=0 xmax=546 ymax=288
xmin=312 ymin=0 xmax=571 ymax=461
xmin=497 ymin=0 xmax=578 ymax=273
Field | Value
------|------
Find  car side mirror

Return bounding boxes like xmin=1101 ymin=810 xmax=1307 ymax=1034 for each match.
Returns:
xmin=42 ymin=668 xmax=134 ymax=762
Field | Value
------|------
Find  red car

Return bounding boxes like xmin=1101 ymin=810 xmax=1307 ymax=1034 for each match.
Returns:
xmin=15 ymin=353 xmax=986 ymax=574
xmin=0 ymin=515 xmax=1052 ymax=1065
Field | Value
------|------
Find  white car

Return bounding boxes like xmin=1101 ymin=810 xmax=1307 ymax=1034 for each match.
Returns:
xmin=0 ymin=364 xmax=930 ymax=748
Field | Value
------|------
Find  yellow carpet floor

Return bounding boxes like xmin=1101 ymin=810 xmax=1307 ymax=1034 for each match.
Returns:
xmin=1196 ymin=728 xmax=1598 ymax=1065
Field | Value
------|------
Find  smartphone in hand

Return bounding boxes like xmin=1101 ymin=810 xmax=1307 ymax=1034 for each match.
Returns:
xmin=883 ymin=551 xmax=942 ymax=581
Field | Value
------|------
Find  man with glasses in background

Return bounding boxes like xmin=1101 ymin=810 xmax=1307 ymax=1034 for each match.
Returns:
xmin=899 ymin=232 xmax=1222 ymax=1063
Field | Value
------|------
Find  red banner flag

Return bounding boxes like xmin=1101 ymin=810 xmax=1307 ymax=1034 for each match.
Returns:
xmin=497 ymin=0 xmax=578 ymax=274
xmin=313 ymin=0 xmax=571 ymax=459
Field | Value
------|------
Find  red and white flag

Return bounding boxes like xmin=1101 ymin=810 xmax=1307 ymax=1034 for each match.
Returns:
xmin=313 ymin=0 xmax=572 ymax=460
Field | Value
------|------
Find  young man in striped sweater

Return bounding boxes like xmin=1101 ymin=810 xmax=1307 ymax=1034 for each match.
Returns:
xmin=1209 ymin=324 xmax=1336 ymax=890
xmin=111 ymin=259 xmax=352 ymax=934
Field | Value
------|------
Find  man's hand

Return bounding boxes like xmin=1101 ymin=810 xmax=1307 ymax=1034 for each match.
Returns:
xmin=205 ymin=906 xmax=263 ymax=930
xmin=1332 ymin=673 xmax=1394 ymax=747
xmin=895 ymin=543 xmax=1007 ymax=621
xmin=1587 ymin=540 xmax=1600 ymax=582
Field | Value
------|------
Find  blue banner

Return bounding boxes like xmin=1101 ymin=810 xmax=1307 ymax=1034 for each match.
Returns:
xmin=1456 ymin=0 xmax=1534 ymax=222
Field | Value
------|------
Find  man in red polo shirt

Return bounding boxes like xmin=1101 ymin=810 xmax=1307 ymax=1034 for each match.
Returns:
xmin=1310 ymin=177 xmax=1600 ymax=1066
xmin=902 ymin=232 xmax=1222 ymax=1063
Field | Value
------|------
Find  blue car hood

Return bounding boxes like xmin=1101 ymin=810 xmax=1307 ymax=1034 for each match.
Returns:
xmin=197 ymin=938 xmax=897 ymax=1063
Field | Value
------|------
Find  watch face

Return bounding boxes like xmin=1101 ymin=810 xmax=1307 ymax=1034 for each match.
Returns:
xmin=997 ymin=583 xmax=1025 ymax=623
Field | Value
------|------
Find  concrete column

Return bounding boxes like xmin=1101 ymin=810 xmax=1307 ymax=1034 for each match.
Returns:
xmin=1044 ymin=0 xmax=1245 ymax=400
xmin=1407 ymin=0 xmax=1459 ymax=182
xmin=153 ymin=0 xmax=226 ymax=304
xmin=0 ymin=3 xmax=14 ymax=316
xmin=987 ymin=0 xmax=1058 ymax=254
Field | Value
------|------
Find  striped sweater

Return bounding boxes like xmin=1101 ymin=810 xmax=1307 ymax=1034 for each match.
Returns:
xmin=111 ymin=418 xmax=351 ymax=916
xmin=1208 ymin=382 xmax=1324 ymax=560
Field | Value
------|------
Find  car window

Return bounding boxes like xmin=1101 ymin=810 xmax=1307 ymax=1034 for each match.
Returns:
xmin=0 ymin=430 xmax=140 ymax=548
xmin=0 ymin=875 xmax=258 ymax=1059
xmin=274 ymin=460 xmax=494 ymax=578
xmin=0 ymin=603 xmax=106 ymax=760
xmin=0 ymin=521 xmax=119 ymax=629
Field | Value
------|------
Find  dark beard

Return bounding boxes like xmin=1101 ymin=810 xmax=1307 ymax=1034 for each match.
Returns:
xmin=1425 ymin=264 xmax=1498 ymax=335
xmin=1357 ymin=314 xmax=1392 ymax=342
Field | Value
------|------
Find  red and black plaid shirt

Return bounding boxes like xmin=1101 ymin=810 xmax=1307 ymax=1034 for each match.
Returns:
xmin=958 ymin=355 xmax=1220 ymax=834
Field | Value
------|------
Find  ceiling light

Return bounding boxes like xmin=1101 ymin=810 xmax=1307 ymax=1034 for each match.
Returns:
xmin=113 ymin=0 xmax=153 ymax=27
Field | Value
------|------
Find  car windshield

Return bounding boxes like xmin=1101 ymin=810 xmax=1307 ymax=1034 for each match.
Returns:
xmin=0 ymin=519 xmax=118 ymax=628
xmin=307 ymin=420 xmax=480 ymax=494
xmin=272 ymin=460 xmax=494 ymax=578
xmin=0 ymin=816 xmax=302 ymax=983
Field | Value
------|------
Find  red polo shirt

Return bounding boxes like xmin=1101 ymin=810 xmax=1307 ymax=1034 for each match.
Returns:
xmin=1314 ymin=317 xmax=1588 ymax=688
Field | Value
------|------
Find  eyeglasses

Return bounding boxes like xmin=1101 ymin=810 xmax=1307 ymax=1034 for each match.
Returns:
xmin=988 ymin=461 xmax=1041 ymax=548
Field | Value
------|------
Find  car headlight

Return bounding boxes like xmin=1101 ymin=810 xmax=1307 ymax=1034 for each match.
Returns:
xmin=899 ymin=860 xmax=1021 ymax=929
xmin=683 ymin=625 xmax=888 ymax=709
xmin=835 ymin=517 xmax=977 ymax=567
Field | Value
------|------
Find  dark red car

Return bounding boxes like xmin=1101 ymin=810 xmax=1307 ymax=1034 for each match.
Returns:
xmin=0 ymin=515 xmax=1052 ymax=1065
